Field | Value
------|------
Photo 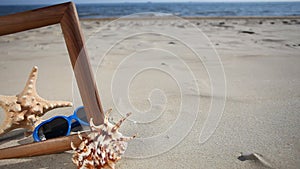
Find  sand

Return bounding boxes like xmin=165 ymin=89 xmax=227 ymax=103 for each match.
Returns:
xmin=0 ymin=17 xmax=299 ymax=169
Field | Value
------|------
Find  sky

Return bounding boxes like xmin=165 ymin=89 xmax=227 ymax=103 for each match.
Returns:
xmin=0 ymin=0 xmax=300 ymax=5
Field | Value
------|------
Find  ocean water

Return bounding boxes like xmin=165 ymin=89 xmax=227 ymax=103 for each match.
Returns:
xmin=0 ymin=2 xmax=300 ymax=18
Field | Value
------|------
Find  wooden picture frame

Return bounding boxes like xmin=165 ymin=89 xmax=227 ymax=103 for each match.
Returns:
xmin=0 ymin=2 xmax=104 ymax=159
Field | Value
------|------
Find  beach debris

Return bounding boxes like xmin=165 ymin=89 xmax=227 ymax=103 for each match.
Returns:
xmin=282 ymin=20 xmax=290 ymax=25
xmin=238 ymin=152 xmax=274 ymax=168
xmin=210 ymin=22 xmax=234 ymax=28
xmin=0 ymin=66 xmax=72 ymax=136
xmin=239 ymin=30 xmax=255 ymax=34
xmin=71 ymin=109 xmax=136 ymax=169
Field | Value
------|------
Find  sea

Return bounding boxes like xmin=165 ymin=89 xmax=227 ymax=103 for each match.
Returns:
xmin=0 ymin=2 xmax=300 ymax=18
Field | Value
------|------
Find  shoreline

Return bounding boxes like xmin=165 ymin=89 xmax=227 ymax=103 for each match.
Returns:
xmin=80 ymin=15 xmax=300 ymax=21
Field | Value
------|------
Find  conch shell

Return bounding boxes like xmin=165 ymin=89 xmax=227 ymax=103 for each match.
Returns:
xmin=0 ymin=66 xmax=72 ymax=136
xmin=71 ymin=109 xmax=135 ymax=169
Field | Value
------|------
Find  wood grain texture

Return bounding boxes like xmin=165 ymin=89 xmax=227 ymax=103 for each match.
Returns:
xmin=0 ymin=2 xmax=104 ymax=159
xmin=0 ymin=133 xmax=88 ymax=159
xmin=0 ymin=3 xmax=68 ymax=36
xmin=60 ymin=2 xmax=104 ymax=125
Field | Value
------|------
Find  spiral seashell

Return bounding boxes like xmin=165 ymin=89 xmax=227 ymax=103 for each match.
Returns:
xmin=71 ymin=109 xmax=136 ymax=169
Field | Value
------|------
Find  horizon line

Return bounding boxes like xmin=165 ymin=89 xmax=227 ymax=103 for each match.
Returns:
xmin=1 ymin=0 xmax=300 ymax=5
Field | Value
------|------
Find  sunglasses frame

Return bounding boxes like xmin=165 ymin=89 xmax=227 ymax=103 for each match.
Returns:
xmin=33 ymin=106 xmax=89 ymax=142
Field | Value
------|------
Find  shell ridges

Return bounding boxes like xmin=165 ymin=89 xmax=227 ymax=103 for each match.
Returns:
xmin=71 ymin=109 xmax=135 ymax=169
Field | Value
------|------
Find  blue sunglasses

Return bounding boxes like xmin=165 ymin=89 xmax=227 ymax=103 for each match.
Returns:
xmin=33 ymin=106 xmax=89 ymax=142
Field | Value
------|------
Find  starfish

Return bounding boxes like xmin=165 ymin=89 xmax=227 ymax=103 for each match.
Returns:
xmin=0 ymin=66 xmax=72 ymax=136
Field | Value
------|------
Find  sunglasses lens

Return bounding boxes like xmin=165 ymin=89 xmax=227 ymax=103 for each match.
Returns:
xmin=76 ymin=107 xmax=88 ymax=123
xmin=38 ymin=117 xmax=69 ymax=141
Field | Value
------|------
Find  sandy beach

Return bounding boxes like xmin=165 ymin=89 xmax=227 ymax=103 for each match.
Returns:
xmin=0 ymin=17 xmax=299 ymax=169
